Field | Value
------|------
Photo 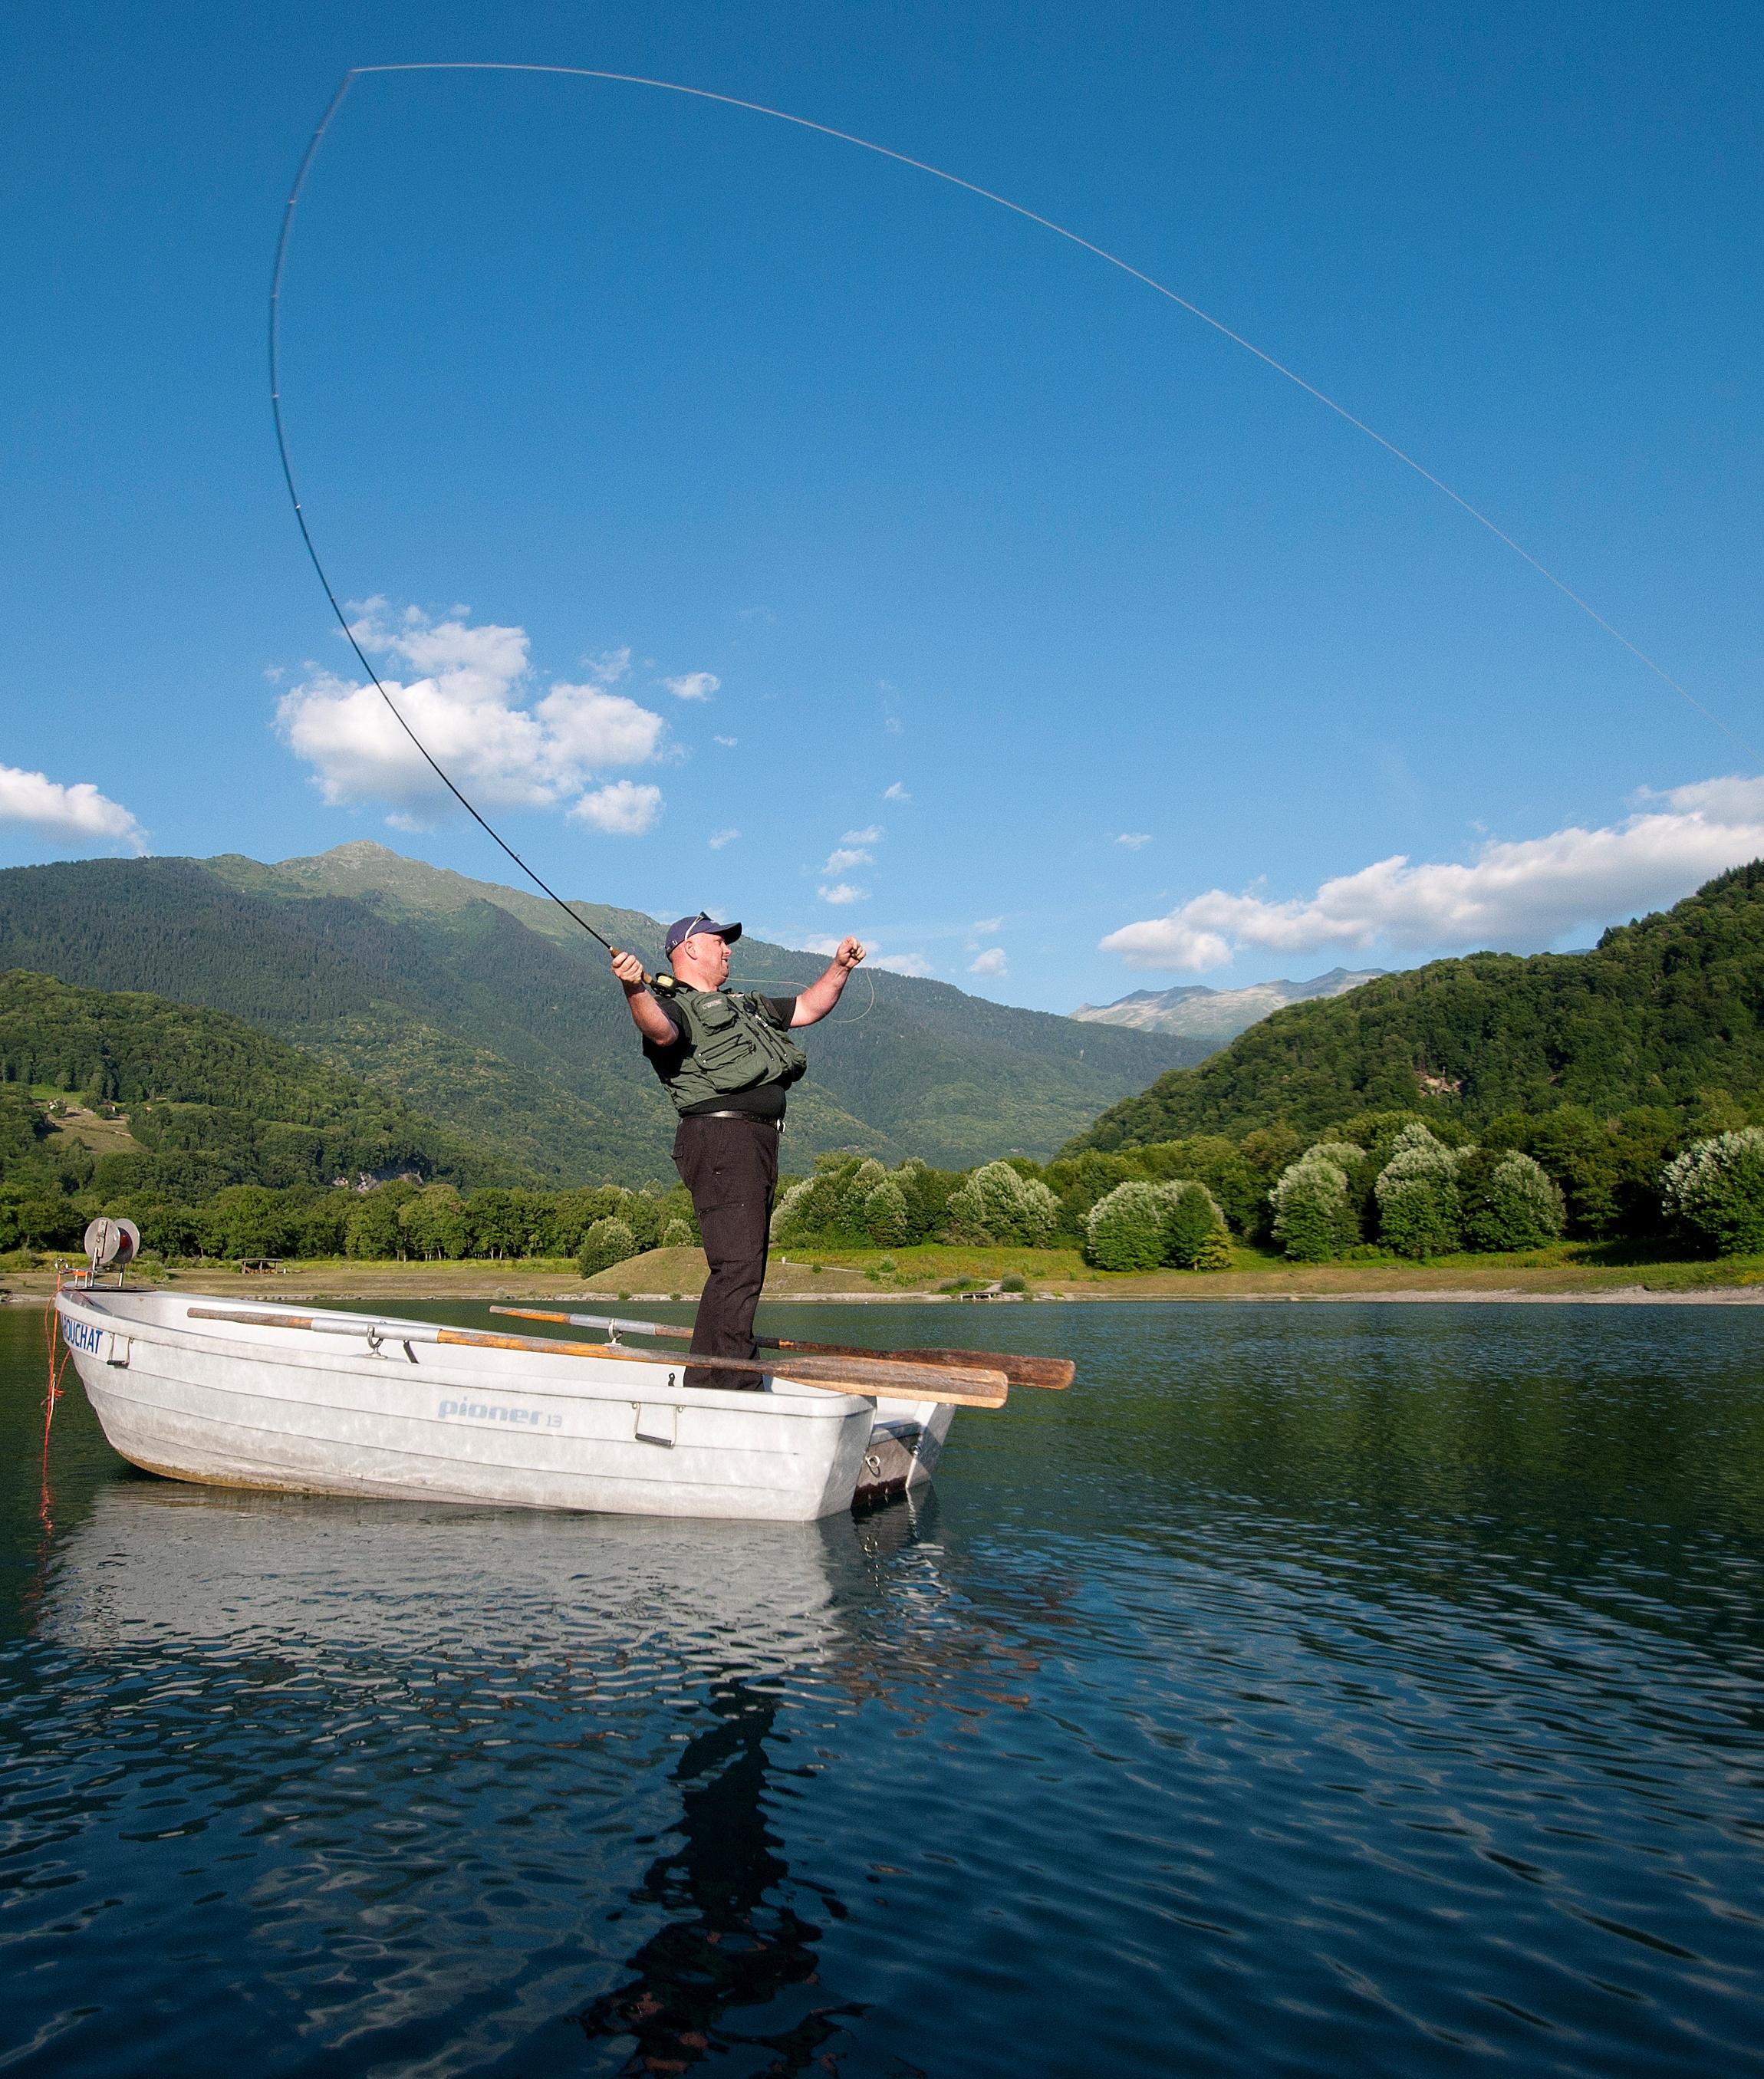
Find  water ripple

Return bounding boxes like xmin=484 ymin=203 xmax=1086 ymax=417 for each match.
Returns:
xmin=3 ymin=1301 xmax=1763 ymax=2075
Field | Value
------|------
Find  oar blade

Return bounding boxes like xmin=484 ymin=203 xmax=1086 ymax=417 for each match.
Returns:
xmin=491 ymin=1307 xmax=1071 ymax=1391
xmin=904 ymin=1347 xmax=1074 ymax=1390
xmin=770 ymin=1336 xmax=1075 ymax=1391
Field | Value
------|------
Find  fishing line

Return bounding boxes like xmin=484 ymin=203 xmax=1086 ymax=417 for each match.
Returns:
xmin=271 ymin=59 xmax=1752 ymax=923
xmin=828 ymin=964 xmax=875 ymax=1027
xmin=270 ymin=77 xmax=620 ymax=952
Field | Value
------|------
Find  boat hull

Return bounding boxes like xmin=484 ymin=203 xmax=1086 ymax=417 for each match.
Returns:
xmin=854 ymin=1397 xmax=956 ymax=1505
xmin=56 ymin=1291 xmax=875 ymax=1523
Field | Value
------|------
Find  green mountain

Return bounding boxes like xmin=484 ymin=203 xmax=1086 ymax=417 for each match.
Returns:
xmin=0 ymin=843 xmax=1201 ymax=1182
xmin=0 ymin=969 xmax=505 ymax=1196
xmin=1065 ymin=863 xmax=1764 ymax=1152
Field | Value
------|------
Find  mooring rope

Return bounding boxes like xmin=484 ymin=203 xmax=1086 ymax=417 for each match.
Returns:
xmin=40 ymin=1286 xmax=73 ymax=1537
xmin=271 ymin=60 xmax=1752 ymax=956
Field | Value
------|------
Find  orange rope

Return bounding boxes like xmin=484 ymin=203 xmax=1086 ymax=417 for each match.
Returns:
xmin=40 ymin=1278 xmax=72 ymax=1536
xmin=43 ymin=1278 xmax=72 ymax=1420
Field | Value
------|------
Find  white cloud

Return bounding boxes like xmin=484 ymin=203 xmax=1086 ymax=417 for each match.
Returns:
xmin=1115 ymin=832 xmax=1153 ymax=850
xmin=818 ymin=824 xmax=884 ymax=874
xmin=972 ymin=916 xmax=1004 ymax=936
xmin=713 ymin=735 xmax=739 ymax=748
xmin=277 ymin=604 xmax=666 ymax=828
xmin=968 ymin=946 xmax=1009 ymax=978
xmin=708 ymin=827 xmax=740 ymax=850
xmin=586 ymin=646 xmax=631 ymax=683
xmin=571 ymin=780 xmax=663 ymax=836
xmin=818 ymin=882 xmax=867 ymax=905
xmin=1101 ymin=772 xmax=1764 ymax=972
xmin=0 ymin=765 xmax=146 ymax=852
xmin=884 ymin=781 xmax=911 ymax=801
xmin=535 ymin=682 xmax=667 ymax=769
xmin=663 ymin=670 xmax=719 ymax=701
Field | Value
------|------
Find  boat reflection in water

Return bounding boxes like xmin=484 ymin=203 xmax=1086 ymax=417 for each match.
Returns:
xmin=38 ymin=1480 xmax=961 ymax=2071
xmin=42 ymin=1480 xmax=854 ymax=1669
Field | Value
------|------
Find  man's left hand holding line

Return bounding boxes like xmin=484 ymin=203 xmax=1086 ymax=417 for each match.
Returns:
xmin=785 ymin=936 xmax=867 ymax=1026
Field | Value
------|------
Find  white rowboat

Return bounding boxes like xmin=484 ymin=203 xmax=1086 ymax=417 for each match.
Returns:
xmin=54 ymin=1288 xmax=958 ymax=1523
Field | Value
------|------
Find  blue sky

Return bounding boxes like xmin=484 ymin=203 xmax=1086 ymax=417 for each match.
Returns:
xmin=3 ymin=2 xmax=1760 ymax=1011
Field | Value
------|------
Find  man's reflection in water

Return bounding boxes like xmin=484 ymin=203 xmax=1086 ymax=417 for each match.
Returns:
xmin=576 ymin=1674 xmax=862 ymax=2074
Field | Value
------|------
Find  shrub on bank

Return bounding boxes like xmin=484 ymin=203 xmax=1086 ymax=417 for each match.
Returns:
xmin=1084 ymin=1182 xmax=1169 ymax=1271
xmin=1374 ymin=1124 xmax=1466 ymax=1258
xmin=1661 ymin=1130 xmax=1764 ymax=1255
xmin=944 ymin=1161 xmax=1059 ymax=1247
xmin=1162 ymin=1181 xmax=1233 ymax=1268
xmin=1460 ymin=1150 xmax=1565 ymax=1252
xmin=861 ymin=1177 xmax=910 ymax=1247
xmin=1083 ymin=1178 xmax=1231 ymax=1271
xmin=1269 ymin=1144 xmax=1363 ymax=1262
xmin=578 ymin=1217 xmax=639 ymax=1276
xmin=402 ymin=1183 xmax=469 ymax=1261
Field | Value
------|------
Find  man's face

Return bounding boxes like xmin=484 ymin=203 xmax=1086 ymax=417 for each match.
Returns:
xmin=674 ymin=929 xmax=731 ymax=989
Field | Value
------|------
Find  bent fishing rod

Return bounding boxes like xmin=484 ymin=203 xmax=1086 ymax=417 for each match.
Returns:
xmin=271 ymin=75 xmax=877 ymax=1014
xmin=271 ymin=63 xmax=1750 ymax=920
xmin=268 ymin=83 xmax=640 ymax=965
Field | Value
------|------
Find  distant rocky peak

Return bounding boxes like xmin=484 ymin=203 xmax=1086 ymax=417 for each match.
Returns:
xmin=1071 ymin=966 xmax=1388 ymax=1046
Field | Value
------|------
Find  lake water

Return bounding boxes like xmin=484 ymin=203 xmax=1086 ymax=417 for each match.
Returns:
xmin=4 ymin=1297 xmax=1762 ymax=2077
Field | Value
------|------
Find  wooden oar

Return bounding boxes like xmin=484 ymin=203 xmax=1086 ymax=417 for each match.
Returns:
xmin=492 ymin=1306 xmax=1075 ymax=1392
xmin=187 ymin=1308 xmax=1007 ymax=1407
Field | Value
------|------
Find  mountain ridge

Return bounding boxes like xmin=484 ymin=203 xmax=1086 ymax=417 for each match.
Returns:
xmin=0 ymin=967 xmax=508 ymax=1195
xmin=1073 ymin=967 xmax=1387 ymax=1043
xmin=1063 ymin=864 xmax=1764 ymax=1153
xmin=0 ymin=844 xmax=1205 ymax=1181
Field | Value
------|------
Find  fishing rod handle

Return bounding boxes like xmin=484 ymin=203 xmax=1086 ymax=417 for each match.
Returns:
xmin=608 ymin=946 xmax=677 ymax=994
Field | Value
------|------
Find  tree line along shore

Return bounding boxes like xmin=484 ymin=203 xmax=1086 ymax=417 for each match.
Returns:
xmin=8 ymin=861 xmax=1764 ymax=1287
xmin=5 ymin=1101 xmax=1762 ymax=1289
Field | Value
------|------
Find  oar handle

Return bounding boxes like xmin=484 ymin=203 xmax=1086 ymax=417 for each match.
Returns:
xmin=499 ymin=1308 xmax=694 ymax=1343
xmin=189 ymin=1307 xmax=439 ymax=1340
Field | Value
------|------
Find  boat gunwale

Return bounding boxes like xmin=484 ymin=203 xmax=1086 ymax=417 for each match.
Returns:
xmin=54 ymin=1289 xmax=868 ymax=1420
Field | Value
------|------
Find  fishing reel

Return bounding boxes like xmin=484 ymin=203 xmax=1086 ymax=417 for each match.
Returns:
xmin=607 ymin=944 xmax=678 ymax=994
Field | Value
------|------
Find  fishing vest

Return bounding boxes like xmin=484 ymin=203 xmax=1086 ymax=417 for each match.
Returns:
xmin=657 ymin=985 xmax=808 ymax=1114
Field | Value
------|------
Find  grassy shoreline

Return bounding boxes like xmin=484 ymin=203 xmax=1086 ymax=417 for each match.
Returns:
xmin=6 ymin=1239 xmax=1764 ymax=1306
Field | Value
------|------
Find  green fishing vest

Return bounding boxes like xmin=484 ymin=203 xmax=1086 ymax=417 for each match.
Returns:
xmin=657 ymin=985 xmax=808 ymax=1114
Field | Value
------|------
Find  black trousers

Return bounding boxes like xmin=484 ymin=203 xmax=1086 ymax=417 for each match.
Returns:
xmin=672 ymin=1113 xmax=780 ymax=1390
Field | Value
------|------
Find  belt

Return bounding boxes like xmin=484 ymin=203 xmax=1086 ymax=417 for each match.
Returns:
xmin=694 ymin=1110 xmax=784 ymax=1131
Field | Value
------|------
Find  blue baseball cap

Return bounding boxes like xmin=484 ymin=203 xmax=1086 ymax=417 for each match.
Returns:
xmin=663 ymin=911 xmax=743 ymax=958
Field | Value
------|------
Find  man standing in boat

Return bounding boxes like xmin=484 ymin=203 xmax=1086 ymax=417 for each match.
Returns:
xmin=611 ymin=916 xmax=865 ymax=1387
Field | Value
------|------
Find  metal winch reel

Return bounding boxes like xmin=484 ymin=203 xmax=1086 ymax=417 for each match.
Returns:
xmin=82 ymin=1217 xmax=142 ymax=1283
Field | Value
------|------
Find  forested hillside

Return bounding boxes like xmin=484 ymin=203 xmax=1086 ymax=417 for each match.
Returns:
xmin=0 ymin=969 xmax=509 ymax=1202
xmin=1067 ymin=864 xmax=1764 ymax=1153
xmin=0 ymin=844 xmax=1201 ymax=1179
